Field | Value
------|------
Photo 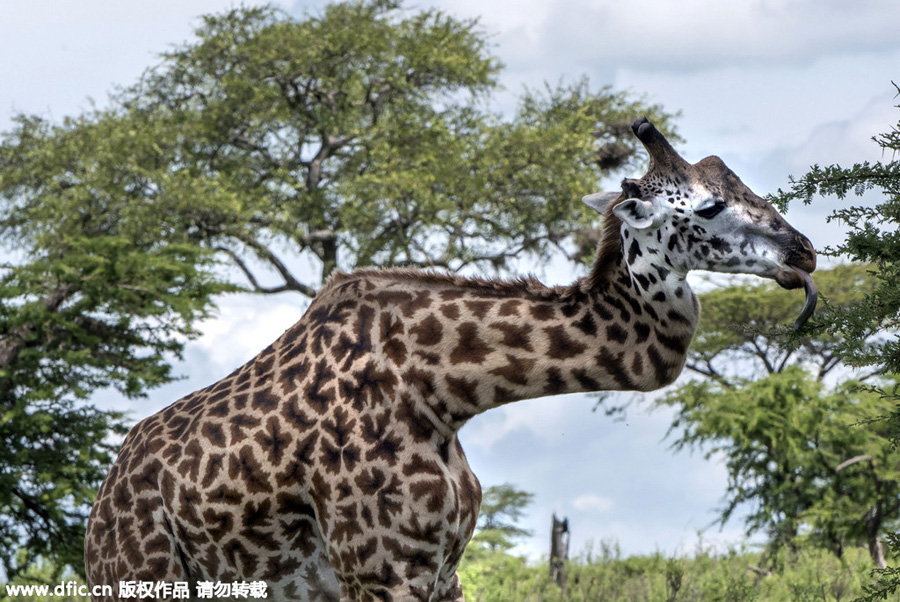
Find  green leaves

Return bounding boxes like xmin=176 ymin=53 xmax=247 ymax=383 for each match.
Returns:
xmin=457 ymin=541 xmax=874 ymax=601
xmin=0 ymin=79 xmax=230 ymax=581
xmin=465 ymin=484 xmax=535 ymax=557
xmin=476 ymin=484 xmax=535 ymax=544
xmin=661 ymin=261 xmax=899 ymax=568
xmin=22 ymin=1 xmax=676 ymax=293
xmin=769 ymin=87 xmax=900 ymax=376
xmin=2 ymin=2 xmax=680 ymax=298
xmin=662 ymin=366 xmax=900 ymax=565
xmin=692 ymin=88 xmax=900 ymax=584
xmin=687 ymin=264 xmax=875 ymax=384
xmin=0 ymin=399 xmax=125 ymax=575
xmin=458 ymin=484 xmax=534 ymax=592
xmin=0 ymin=235 xmax=227 ymax=576
xmin=770 ymin=84 xmax=900 ymax=599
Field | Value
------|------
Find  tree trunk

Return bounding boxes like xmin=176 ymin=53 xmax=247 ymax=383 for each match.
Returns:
xmin=549 ymin=514 xmax=569 ymax=592
xmin=866 ymin=512 xmax=888 ymax=569
xmin=320 ymin=235 xmax=339 ymax=280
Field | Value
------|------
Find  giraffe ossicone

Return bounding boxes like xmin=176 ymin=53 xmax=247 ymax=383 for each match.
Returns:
xmin=85 ymin=118 xmax=816 ymax=601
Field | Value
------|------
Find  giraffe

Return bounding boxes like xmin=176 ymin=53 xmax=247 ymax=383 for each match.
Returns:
xmin=84 ymin=118 xmax=816 ymax=601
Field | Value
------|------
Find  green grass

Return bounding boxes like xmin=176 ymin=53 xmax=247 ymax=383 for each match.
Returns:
xmin=458 ymin=544 xmax=892 ymax=602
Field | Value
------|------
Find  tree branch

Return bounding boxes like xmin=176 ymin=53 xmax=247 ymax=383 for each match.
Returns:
xmin=684 ymin=360 xmax=733 ymax=389
xmin=231 ymin=130 xmax=279 ymax=168
xmin=303 ymin=133 xmax=350 ymax=190
xmin=746 ymin=565 xmax=771 ymax=578
xmin=749 ymin=338 xmax=777 ymax=374
xmin=774 ymin=347 xmax=796 ymax=374
xmin=0 ymin=284 xmax=75 ymax=371
xmin=835 ymin=455 xmax=874 ymax=472
xmin=817 ymin=354 xmax=843 ymax=381
xmin=214 ymin=243 xmax=318 ymax=298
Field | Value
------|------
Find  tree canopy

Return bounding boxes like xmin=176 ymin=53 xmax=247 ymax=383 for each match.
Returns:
xmin=659 ymin=264 xmax=899 ymax=568
xmin=457 ymin=483 xmax=535 ymax=594
xmin=0 ymin=112 xmax=229 ymax=573
xmin=770 ymin=85 xmax=900 ymax=378
xmin=470 ymin=483 xmax=535 ymax=553
xmin=686 ymin=263 xmax=876 ymax=383
xmin=2 ymin=1 xmax=678 ymax=301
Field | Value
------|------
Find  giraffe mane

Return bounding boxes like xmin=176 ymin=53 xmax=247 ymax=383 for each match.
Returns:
xmin=321 ymin=200 xmax=628 ymax=303
xmin=580 ymin=194 xmax=626 ymax=293
xmin=321 ymin=267 xmax=565 ymax=302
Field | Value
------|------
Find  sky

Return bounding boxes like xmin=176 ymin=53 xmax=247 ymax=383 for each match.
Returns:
xmin=2 ymin=0 xmax=899 ymax=562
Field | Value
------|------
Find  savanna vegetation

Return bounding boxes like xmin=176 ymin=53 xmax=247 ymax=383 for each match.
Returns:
xmin=0 ymin=0 xmax=898 ymax=598
xmin=459 ymin=541 xmax=878 ymax=602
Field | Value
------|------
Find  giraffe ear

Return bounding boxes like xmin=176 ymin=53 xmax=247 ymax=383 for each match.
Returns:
xmin=582 ymin=191 xmax=621 ymax=215
xmin=612 ymin=198 xmax=656 ymax=230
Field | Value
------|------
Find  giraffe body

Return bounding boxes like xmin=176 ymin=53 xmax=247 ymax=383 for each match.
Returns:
xmin=85 ymin=119 xmax=816 ymax=601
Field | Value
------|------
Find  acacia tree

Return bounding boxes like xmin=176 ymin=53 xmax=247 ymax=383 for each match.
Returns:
xmin=3 ymin=1 xmax=677 ymax=300
xmin=658 ymin=265 xmax=900 ymax=569
xmin=470 ymin=484 xmax=536 ymax=553
xmin=768 ymin=85 xmax=900 ymax=597
xmin=770 ymin=85 xmax=900 ymax=379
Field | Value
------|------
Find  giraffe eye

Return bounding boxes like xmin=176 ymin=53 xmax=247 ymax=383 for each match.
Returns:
xmin=695 ymin=200 xmax=726 ymax=219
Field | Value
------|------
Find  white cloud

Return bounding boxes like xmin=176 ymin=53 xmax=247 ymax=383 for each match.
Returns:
xmin=192 ymin=293 xmax=307 ymax=372
xmin=734 ymin=90 xmax=899 ymax=251
xmin=780 ymin=92 xmax=899 ymax=172
xmin=612 ymin=56 xmax=900 ymax=161
xmin=90 ymin=292 xmax=306 ymax=419
xmin=438 ymin=0 xmax=900 ymax=74
xmin=572 ymin=493 xmax=614 ymax=512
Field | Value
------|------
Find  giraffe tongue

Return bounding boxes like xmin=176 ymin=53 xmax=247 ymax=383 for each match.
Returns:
xmin=788 ymin=265 xmax=818 ymax=330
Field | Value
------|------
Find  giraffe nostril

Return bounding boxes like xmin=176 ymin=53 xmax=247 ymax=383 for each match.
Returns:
xmin=791 ymin=235 xmax=817 ymax=272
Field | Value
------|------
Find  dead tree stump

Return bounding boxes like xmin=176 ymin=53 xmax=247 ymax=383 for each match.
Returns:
xmin=550 ymin=514 xmax=570 ymax=590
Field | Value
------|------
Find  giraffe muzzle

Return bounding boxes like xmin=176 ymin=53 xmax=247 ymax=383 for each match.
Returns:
xmin=774 ymin=232 xmax=817 ymax=328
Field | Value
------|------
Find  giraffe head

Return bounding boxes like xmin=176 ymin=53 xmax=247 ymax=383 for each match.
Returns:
xmin=584 ymin=117 xmax=817 ymax=326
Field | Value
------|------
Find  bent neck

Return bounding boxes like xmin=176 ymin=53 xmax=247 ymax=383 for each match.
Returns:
xmin=403 ymin=246 xmax=699 ymax=435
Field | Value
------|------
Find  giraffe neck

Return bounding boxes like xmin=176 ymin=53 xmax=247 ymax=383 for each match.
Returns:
xmin=378 ymin=236 xmax=699 ymax=433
